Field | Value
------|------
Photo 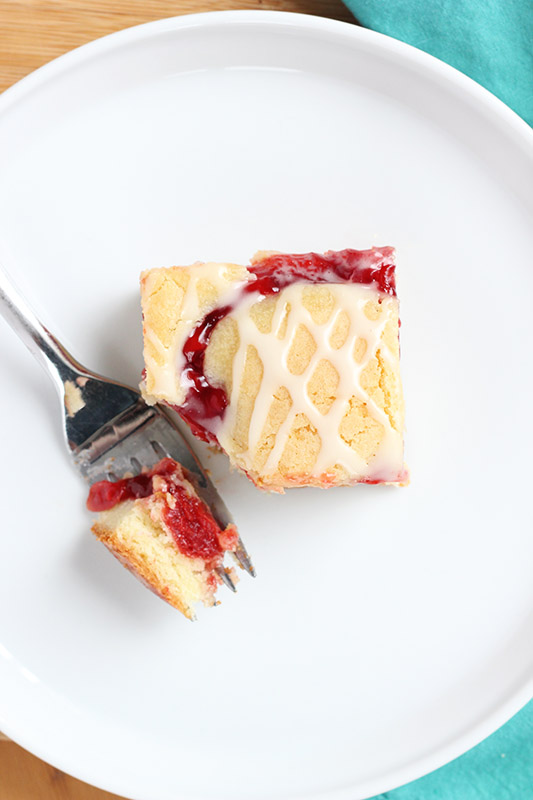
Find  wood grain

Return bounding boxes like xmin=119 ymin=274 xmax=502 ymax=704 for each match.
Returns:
xmin=0 ymin=0 xmax=355 ymax=797
xmin=0 ymin=0 xmax=355 ymax=93
xmin=0 ymin=741 xmax=123 ymax=799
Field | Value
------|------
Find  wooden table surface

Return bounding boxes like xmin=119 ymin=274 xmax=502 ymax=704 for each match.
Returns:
xmin=0 ymin=3 xmax=356 ymax=797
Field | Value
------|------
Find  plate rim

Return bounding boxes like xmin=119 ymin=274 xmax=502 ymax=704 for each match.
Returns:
xmin=1 ymin=9 xmax=533 ymax=800
xmin=1 ymin=8 xmax=532 ymax=150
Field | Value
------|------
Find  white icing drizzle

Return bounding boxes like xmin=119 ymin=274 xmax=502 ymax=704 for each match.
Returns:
xmin=143 ymin=264 xmax=404 ymax=483
xmin=215 ymin=283 xmax=404 ymax=481
xmin=143 ymin=326 xmax=179 ymax=401
xmin=142 ymin=262 xmax=251 ymax=405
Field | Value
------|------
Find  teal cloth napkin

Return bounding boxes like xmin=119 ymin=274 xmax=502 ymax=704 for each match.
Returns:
xmin=342 ymin=0 xmax=533 ymax=125
xmin=337 ymin=0 xmax=533 ymax=796
xmin=371 ymin=702 xmax=533 ymax=799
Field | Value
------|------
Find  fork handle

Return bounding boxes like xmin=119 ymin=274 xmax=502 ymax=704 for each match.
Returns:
xmin=0 ymin=264 xmax=89 ymax=394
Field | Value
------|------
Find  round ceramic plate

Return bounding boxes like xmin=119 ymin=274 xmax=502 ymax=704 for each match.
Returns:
xmin=1 ymin=11 xmax=533 ymax=800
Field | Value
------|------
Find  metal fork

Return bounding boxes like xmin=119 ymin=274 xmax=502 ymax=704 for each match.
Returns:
xmin=0 ymin=265 xmax=255 ymax=589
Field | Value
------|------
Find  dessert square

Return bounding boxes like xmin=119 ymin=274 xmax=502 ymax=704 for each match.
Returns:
xmin=140 ymin=249 xmax=407 ymax=491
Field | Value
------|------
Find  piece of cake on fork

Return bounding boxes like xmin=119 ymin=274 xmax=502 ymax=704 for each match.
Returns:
xmin=87 ymin=458 xmax=239 ymax=619
xmin=140 ymin=248 xmax=407 ymax=492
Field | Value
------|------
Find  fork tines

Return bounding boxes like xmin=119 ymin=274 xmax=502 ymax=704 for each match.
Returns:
xmin=75 ymin=398 xmax=255 ymax=579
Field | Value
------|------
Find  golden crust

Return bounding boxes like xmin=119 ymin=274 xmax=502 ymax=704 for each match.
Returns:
xmin=140 ymin=268 xmax=189 ymax=395
xmin=92 ymin=521 xmax=197 ymax=619
xmin=140 ymin=268 xmax=190 ymax=346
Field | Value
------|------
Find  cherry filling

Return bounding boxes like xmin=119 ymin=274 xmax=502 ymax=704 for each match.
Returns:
xmin=87 ymin=458 xmax=235 ymax=561
xmin=177 ymin=248 xmax=396 ymax=443
xmin=245 ymin=248 xmax=396 ymax=297
xmin=179 ymin=305 xmax=232 ymax=442
xmin=160 ymin=490 xmax=224 ymax=561
xmin=86 ymin=473 xmax=153 ymax=510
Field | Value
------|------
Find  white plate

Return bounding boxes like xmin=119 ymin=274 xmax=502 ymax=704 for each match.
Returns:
xmin=1 ymin=11 xmax=533 ymax=800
